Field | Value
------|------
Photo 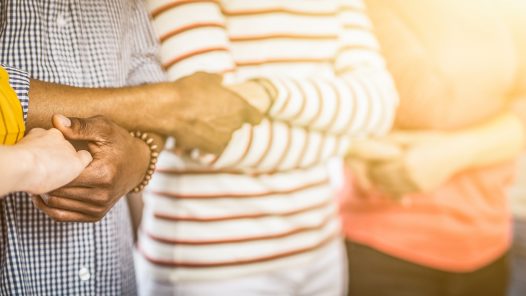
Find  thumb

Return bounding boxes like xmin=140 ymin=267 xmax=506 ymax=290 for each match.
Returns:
xmin=52 ymin=114 xmax=101 ymax=142
xmin=76 ymin=149 xmax=93 ymax=168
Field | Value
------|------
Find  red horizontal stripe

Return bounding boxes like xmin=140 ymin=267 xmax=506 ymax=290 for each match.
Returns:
xmin=222 ymin=7 xmax=337 ymax=17
xmin=159 ymin=22 xmax=226 ymax=42
xmin=149 ymin=178 xmax=329 ymax=199
xmin=139 ymin=232 xmax=337 ymax=268
xmin=230 ymin=33 xmax=338 ymax=42
xmin=146 ymin=212 xmax=334 ymax=245
xmin=155 ymin=161 xmax=322 ymax=176
xmin=151 ymin=0 xmax=219 ymax=18
xmin=153 ymin=198 xmax=333 ymax=222
xmin=236 ymin=57 xmax=331 ymax=67
xmin=163 ymin=47 xmax=230 ymax=69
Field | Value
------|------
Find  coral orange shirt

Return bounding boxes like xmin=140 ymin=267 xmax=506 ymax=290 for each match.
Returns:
xmin=340 ymin=162 xmax=514 ymax=272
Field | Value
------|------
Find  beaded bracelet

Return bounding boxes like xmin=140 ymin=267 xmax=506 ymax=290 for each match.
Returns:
xmin=129 ymin=131 xmax=159 ymax=193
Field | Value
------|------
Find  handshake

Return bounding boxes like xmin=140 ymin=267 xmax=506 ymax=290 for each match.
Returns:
xmin=346 ymin=131 xmax=460 ymax=200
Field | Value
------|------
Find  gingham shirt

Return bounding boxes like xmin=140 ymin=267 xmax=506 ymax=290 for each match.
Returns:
xmin=0 ymin=1 xmax=165 ymax=295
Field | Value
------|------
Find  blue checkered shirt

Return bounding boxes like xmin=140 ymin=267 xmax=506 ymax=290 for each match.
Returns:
xmin=0 ymin=1 xmax=165 ymax=295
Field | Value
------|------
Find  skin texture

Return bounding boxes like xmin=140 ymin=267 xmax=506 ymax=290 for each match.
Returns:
xmin=31 ymin=115 xmax=152 ymax=222
xmin=25 ymin=72 xmax=263 ymax=222
xmin=28 ymin=72 xmax=263 ymax=154
xmin=0 ymin=122 xmax=92 ymax=196
xmin=346 ymin=0 xmax=526 ymax=198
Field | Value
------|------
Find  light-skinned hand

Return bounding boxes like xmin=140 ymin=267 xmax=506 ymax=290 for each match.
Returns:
xmin=13 ymin=122 xmax=92 ymax=194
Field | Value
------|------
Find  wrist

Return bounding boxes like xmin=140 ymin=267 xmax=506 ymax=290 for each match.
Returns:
xmin=129 ymin=131 xmax=159 ymax=192
xmin=1 ymin=145 xmax=37 ymax=192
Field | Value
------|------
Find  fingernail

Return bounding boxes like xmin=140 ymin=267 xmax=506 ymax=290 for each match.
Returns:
xmin=56 ymin=114 xmax=71 ymax=127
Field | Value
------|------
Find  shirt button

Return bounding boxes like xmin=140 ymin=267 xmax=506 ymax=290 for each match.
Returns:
xmin=78 ymin=267 xmax=91 ymax=281
xmin=56 ymin=13 xmax=67 ymax=27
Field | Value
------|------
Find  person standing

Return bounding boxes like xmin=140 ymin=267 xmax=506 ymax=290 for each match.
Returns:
xmin=341 ymin=0 xmax=526 ymax=295
xmin=0 ymin=0 xmax=261 ymax=294
xmin=136 ymin=0 xmax=399 ymax=295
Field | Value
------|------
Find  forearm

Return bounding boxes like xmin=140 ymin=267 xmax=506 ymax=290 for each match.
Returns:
xmin=27 ymin=79 xmax=172 ymax=132
xmin=440 ymin=112 xmax=525 ymax=173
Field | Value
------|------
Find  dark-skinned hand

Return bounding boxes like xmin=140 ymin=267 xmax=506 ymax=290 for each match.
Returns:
xmin=32 ymin=115 xmax=150 ymax=222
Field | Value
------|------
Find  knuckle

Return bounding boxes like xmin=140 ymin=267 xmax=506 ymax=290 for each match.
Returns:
xmin=51 ymin=212 xmax=68 ymax=223
xmin=92 ymin=192 xmax=110 ymax=205
xmin=29 ymin=128 xmax=45 ymax=134
xmin=48 ymin=128 xmax=63 ymax=137
xmin=98 ymin=166 xmax=116 ymax=186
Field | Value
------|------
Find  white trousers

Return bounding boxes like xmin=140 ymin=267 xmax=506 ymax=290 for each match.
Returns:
xmin=137 ymin=239 xmax=348 ymax=296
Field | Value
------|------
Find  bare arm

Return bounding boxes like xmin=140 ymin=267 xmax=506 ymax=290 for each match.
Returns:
xmin=27 ymin=74 xmax=261 ymax=154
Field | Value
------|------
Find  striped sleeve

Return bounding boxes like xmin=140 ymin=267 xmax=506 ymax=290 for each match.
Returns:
xmin=208 ymin=119 xmax=350 ymax=172
xmin=147 ymin=0 xmax=236 ymax=80
xmin=263 ymin=0 xmax=398 ymax=137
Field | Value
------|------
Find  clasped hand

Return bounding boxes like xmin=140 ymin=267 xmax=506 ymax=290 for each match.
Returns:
xmin=32 ymin=115 xmax=150 ymax=222
xmin=346 ymin=131 xmax=458 ymax=199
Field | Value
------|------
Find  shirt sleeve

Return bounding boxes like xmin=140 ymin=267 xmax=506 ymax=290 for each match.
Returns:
xmin=148 ymin=0 xmax=398 ymax=171
xmin=127 ymin=0 xmax=167 ymax=86
xmin=0 ymin=65 xmax=29 ymax=145
xmin=259 ymin=0 xmax=398 ymax=137
xmin=1 ymin=65 xmax=30 ymax=121
xmin=209 ymin=119 xmax=350 ymax=172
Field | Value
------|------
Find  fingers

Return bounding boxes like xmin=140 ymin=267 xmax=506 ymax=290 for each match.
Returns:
xmin=346 ymin=159 xmax=373 ymax=193
xmin=76 ymin=150 xmax=93 ymax=167
xmin=62 ymin=161 xmax=111 ymax=188
xmin=48 ymin=186 xmax=95 ymax=203
xmin=26 ymin=127 xmax=46 ymax=136
xmin=52 ymin=114 xmax=72 ymax=130
xmin=387 ymin=131 xmax=445 ymax=147
xmin=32 ymin=195 xmax=99 ymax=223
xmin=53 ymin=115 xmax=108 ymax=142
xmin=45 ymin=194 xmax=104 ymax=216
xmin=347 ymin=139 xmax=403 ymax=162
xmin=369 ymin=161 xmax=417 ymax=198
xmin=242 ymin=101 xmax=264 ymax=125
xmin=176 ymin=121 xmax=230 ymax=155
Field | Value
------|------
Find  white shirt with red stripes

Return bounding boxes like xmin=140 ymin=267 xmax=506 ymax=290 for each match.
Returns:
xmin=139 ymin=0 xmax=399 ymax=281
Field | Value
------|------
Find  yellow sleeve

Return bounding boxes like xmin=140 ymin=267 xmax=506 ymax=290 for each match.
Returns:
xmin=0 ymin=66 xmax=25 ymax=145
